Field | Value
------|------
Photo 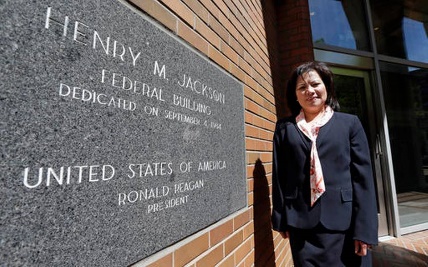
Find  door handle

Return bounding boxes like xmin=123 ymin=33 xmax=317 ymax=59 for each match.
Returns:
xmin=375 ymin=134 xmax=383 ymax=158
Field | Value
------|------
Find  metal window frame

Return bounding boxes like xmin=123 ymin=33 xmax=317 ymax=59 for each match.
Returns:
xmin=311 ymin=0 xmax=428 ymax=238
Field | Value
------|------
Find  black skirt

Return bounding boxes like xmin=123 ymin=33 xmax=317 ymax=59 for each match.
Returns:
xmin=288 ymin=223 xmax=372 ymax=267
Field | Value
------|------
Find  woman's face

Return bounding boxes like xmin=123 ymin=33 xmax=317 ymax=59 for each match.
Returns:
xmin=295 ymin=70 xmax=327 ymax=115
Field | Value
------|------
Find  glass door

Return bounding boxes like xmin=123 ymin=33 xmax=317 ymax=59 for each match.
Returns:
xmin=379 ymin=62 xmax=428 ymax=234
xmin=331 ymin=67 xmax=389 ymax=236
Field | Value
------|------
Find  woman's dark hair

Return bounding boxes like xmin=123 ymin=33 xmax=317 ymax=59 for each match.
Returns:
xmin=286 ymin=61 xmax=340 ymax=117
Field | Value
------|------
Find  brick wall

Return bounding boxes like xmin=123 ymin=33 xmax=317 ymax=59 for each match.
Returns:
xmin=126 ymin=0 xmax=313 ymax=266
xmin=275 ymin=0 xmax=314 ymax=119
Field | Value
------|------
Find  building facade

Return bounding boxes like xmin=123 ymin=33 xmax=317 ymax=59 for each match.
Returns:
xmin=128 ymin=0 xmax=428 ymax=266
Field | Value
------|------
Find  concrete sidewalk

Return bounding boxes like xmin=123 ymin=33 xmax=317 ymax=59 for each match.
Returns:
xmin=372 ymin=230 xmax=428 ymax=266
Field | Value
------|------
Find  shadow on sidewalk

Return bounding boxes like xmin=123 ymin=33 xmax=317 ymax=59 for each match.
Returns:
xmin=372 ymin=243 xmax=428 ymax=267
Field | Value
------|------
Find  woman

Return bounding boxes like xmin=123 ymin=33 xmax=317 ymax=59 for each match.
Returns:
xmin=271 ymin=62 xmax=378 ymax=266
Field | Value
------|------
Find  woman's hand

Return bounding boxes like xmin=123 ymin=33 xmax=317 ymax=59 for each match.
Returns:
xmin=354 ymin=240 xmax=371 ymax=256
xmin=280 ymin=231 xmax=289 ymax=239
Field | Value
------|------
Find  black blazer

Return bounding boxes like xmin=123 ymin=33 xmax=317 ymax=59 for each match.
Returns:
xmin=271 ymin=112 xmax=378 ymax=245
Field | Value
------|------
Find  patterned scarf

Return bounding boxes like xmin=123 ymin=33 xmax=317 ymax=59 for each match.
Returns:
xmin=296 ymin=105 xmax=334 ymax=206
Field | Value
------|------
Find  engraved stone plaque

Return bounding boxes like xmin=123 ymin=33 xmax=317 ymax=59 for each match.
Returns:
xmin=0 ymin=0 xmax=246 ymax=266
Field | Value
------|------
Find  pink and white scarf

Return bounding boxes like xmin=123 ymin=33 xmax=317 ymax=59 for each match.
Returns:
xmin=296 ymin=106 xmax=334 ymax=206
